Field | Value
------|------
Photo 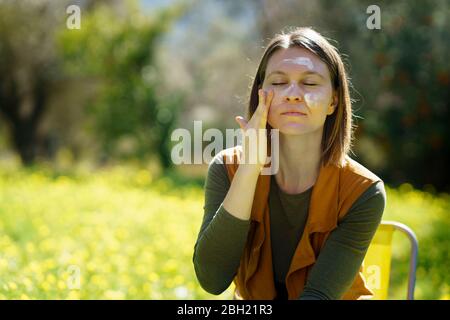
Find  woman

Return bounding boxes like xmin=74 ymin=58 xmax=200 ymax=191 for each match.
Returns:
xmin=193 ymin=27 xmax=386 ymax=300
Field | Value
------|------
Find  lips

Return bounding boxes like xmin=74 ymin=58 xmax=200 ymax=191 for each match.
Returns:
xmin=281 ymin=111 xmax=306 ymax=116
xmin=279 ymin=104 xmax=308 ymax=116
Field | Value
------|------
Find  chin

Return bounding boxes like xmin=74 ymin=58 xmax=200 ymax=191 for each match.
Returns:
xmin=280 ymin=129 xmax=308 ymax=136
xmin=275 ymin=124 xmax=310 ymax=136
xmin=269 ymin=117 xmax=322 ymax=136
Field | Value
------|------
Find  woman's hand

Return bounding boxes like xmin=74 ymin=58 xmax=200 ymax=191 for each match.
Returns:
xmin=221 ymin=89 xmax=274 ymax=221
xmin=235 ymin=89 xmax=274 ymax=173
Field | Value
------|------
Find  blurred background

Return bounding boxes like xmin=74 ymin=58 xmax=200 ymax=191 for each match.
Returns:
xmin=0 ymin=0 xmax=448 ymax=299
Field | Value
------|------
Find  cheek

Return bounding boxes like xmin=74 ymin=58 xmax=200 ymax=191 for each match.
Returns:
xmin=267 ymin=88 xmax=284 ymax=109
xmin=267 ymin=105 xmax=277 ymax=124
xmin=266 ymin=86 xmax=332 ymax=116
xmin=304 ymin=92 xmax=330 ymax=110
xmin=267 ymin=86 xmax=330 ymax=107
xmin=265 ymin=89 xmax=280 ymax=117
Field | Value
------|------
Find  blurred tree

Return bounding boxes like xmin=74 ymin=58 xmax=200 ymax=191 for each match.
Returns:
xmin=360 ymin=0 xmax=449 ymax=191
xmin=0 ymin=0 xmax=61 ymax=165
xmin=0 ymin=0 xmax=127 ymax=165
xmin=312 ymin=0 xmax=449 ymax=191
xmin=0 ymin=0 xmax=190 ymax=168
xmin=59 ymin=1 xmax=189 ymax=168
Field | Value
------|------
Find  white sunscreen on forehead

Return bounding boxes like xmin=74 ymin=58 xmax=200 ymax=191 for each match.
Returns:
xmin=281 ymin=57 xmax=314 ymax=70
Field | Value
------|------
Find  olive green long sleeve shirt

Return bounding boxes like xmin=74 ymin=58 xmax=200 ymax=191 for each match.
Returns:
xmin=193 ymin=153 xmax=386 ymax=300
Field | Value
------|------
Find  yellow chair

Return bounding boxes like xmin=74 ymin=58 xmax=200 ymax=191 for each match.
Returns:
xmin=362 ymin=221 xmax=418 ymax=300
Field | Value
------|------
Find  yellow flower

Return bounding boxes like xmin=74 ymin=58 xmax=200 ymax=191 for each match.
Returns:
xmin=38 ymin=226 xmax=50 ymax=237
xmin=57 ymin=280 xmax=66 ymax=290
xmin=67 ymin=290 xmax=80 ymax=300
xmin=46 ymin=274 xmax=56 ymax=284
xmin=148 ymin=272 xmax=159 ymax=282
xmin=41 ymin=281 xmax=51 ymax=292
xmin=22 ymin=278 xmax=33 ymax=291
xmin=26 ymin=242 xmax=35 ymax=253
xmin=104 ymin=290 xmax=125 ymax=300
xmin=8 ymin=282 xmax=18 ymax=290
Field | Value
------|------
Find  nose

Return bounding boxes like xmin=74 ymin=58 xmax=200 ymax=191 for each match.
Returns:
xmin=282 ymin=84 xmax=303 ymax=103
xmin=284 ymin=95 xmax=302 ymax=103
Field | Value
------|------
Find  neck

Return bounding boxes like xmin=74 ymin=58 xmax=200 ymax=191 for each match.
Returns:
xmin=274 ymin=128 xmax=323 ymax=194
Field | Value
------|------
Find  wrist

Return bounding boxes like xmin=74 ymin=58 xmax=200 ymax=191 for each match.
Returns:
xmin=236 ymin=164 xmax=262 ymax=178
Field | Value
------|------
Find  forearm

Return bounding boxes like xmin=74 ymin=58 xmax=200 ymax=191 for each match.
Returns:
xmin=298 ymin=181 xmax=386 ymax=300
xmin=194 ymin=159 xmax=259 ymax=295
xmin=298 ymin=235 xmax=369 ymax=300
xmin=222 ymin=165 xmax=261 ymax=221
xmin=193 ymin=204 xmax=251 ymax=294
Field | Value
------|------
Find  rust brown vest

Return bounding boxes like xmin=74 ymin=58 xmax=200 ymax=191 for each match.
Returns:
xmin=221 ymin=145 xmax=381 ymax=300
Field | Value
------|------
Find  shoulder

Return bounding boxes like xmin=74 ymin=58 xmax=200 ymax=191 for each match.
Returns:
xmin=208 ymin=146 xmax=243 ymax=178
xmin=342 ymin=180 xmax=387 ymax=224
xmin=357 ymin=180 xmax=386 ymax=203
xmin=205 ymin=147 xmax=241 ymax=189
xmin=207 ymin=146 xmax=242 ymax=172
xmin=215 ymin=146 xmax=243 ymax=165
xmin=353 ymin=180 xmax=386 ymax=212
xmin=336 ymin=156 xmax=385 ymax=221
xmin=341 ymin=155 xmax=382 ymax=184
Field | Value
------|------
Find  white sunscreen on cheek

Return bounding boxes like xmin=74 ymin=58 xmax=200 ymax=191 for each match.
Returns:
xmin=282 ymin=57 xmax=314 ymax=70
xmin=304 ymin=93 xmax=322 ymax=109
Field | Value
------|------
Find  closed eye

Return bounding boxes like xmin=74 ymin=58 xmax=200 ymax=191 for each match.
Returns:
xmin=271 ymin=82 xmax=317 ymax=86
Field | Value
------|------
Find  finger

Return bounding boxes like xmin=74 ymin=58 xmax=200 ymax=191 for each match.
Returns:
xmin=235 ymin=116 xmax=247 ymax=130
xmin=256 ymin=89 xmax=268 ymax=115
xmin=268 ymin=89 xmax=274 ymax=106
xmin=262 ymin=89 xmax=273 ymax=118
xmin=260 ymin=90 xmax=273 ymax=122
xmin=258 ymin=89 xmax=264 ymax=109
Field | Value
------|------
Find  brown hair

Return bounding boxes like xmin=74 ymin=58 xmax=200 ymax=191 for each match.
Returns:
xmin=247 ymin=27 xmax=355 ymax=168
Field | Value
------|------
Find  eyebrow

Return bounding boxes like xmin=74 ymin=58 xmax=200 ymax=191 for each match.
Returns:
xmin=266 ymin=70 xmax=325 ymax=80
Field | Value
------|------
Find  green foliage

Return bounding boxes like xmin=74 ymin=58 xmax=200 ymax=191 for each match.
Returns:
xmin=319 ymin=0 xmax=450 ymax=191
xmin=58 ymin=2 xmax=187 ymax=167
xmin=363 ymin=0 xmax=449 ymax=191
xmin=0 ymin=165 xmax=448 ymax=299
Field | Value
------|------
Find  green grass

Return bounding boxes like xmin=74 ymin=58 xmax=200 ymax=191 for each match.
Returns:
xmin=0 ymin=163 xmax=448 ymax=299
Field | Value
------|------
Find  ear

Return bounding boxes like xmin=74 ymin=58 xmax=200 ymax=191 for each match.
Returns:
xmin=327 ymin=92 xmax=338 ymax=115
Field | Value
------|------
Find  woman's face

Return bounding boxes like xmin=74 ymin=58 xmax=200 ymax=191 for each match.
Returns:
xmin=262 ymin=47 xmax=337 ymax=136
